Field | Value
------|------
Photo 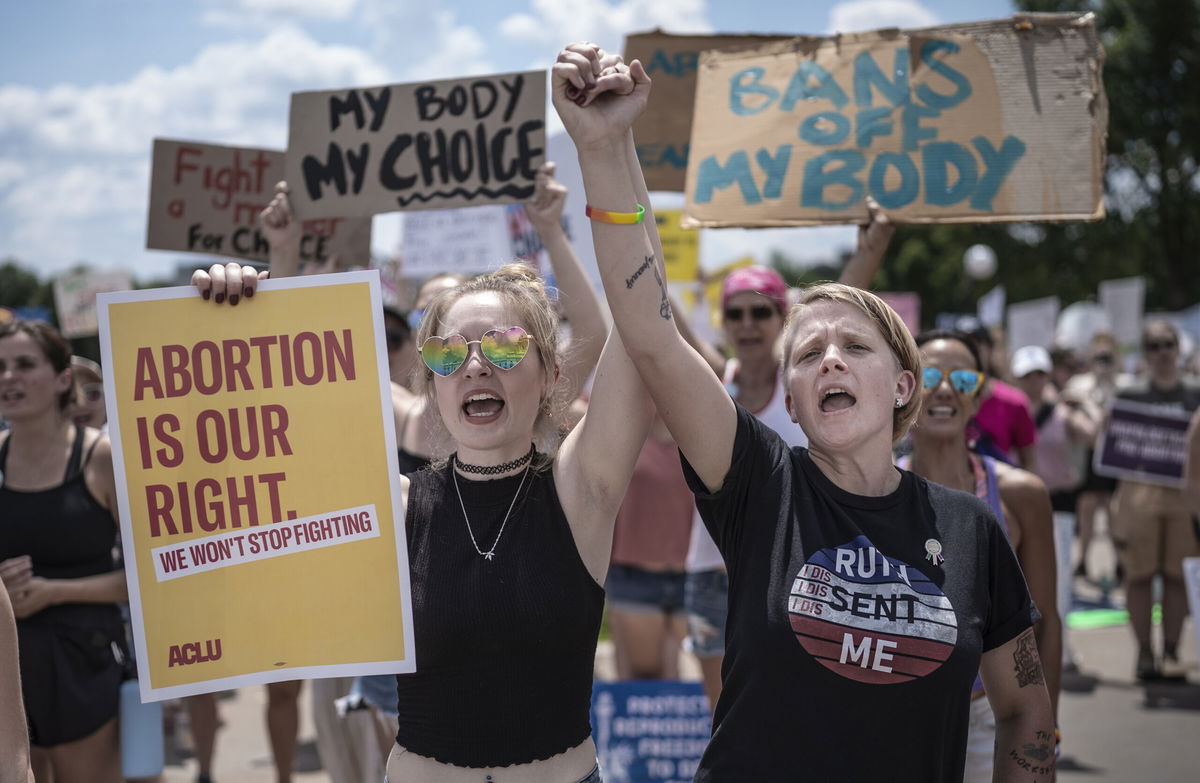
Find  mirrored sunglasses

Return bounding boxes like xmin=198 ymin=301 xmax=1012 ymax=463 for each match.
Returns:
xmin=724 ymin=305 xmax=776 ymax=322
xmin=922 ymin=367 xmax=984 ymax=395
xmin=418 ymin=327 xmax=532 ymax=377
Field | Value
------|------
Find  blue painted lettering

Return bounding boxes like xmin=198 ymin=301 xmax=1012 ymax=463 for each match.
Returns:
xmin=855 ymin=106 xmax=894 ymax=149
xmin=869 ymin=152 xmax=919 ymax=209
xmin=729 ymin=67 xmax=779 ymax=116
xmin=694 ymin=151 xmax=761 ymax=204
xmin=970 ymin=135 xmax=1027 ymax=210
xmin=802 ymin=151 xmax=865 ymax=210
xmin=854 ymin=48 xmax=909 ymax=107
xmin=780 ymin=61 xmax=849 ymax=111
xmin=755 ymin=146 xmax=793 ymax=199
xmin=902 ymin=102 xmax=940 ymax=151
xmin=799 ymin=111 xmax=851 ymax=146
xmin=915 ymin=40 xmax=973 ymax=110
xmin=923 ymin=141 xmax=978 ymax=206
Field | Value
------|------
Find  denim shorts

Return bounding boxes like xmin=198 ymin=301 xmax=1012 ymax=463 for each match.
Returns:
xmin=684 ymin=569 xmax=729 ymax=658
xmin=353 ymin=674 xmax=399 ymax=717
xmin=606 ymin=565 xmax=687 ymax=615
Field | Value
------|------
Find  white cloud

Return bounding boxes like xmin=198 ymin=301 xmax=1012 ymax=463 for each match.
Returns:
xmin=0 ymin=27 xmax=390 ymax=279
xmin=201 ymin=0 xmax=360 ymax=27
xmin=499 ymin=0 xmax=713 ymax=54
xmin=356 ymin=1 xmax=496 ymax=82
xmin=826 ymin=0 xmax=939 ymax=34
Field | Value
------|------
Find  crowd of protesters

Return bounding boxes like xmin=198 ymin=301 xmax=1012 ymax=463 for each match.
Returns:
xmin=3 ymin=40 xmax=1200 ymax=783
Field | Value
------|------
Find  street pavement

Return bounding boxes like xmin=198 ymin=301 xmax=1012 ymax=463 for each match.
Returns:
xmin=160 ymin=531 xmax=1200 ymax=783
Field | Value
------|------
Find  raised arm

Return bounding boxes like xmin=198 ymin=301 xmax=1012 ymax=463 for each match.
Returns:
xmin=260 ymin=181 xmax=302 ymax=279
xmin=523 ymin=162 xmax=607 ymax=403
xmin=980 ymin=627 xmax=1056 ymax=781
xmin=553 ymin=43 xmax=736 ymax=492
xmin=838 ymin=196 xmax=894 ymax=290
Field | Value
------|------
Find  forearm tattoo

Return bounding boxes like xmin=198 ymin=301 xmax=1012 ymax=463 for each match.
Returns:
xmin=624 ymin=255 xmax=653 ymax=289
xmin=625 ymin=254 xmax=672 ymax=320
xmin=651 ymin=259 xmax=672 ymax=320
xmin=1013 ymin=629 xmax=1045 ymax=688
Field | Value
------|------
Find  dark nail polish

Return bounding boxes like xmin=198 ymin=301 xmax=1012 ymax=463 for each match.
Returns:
xmin=215 ymin=292 xmax=225 ymax=304
xmin=202 ymin=290 xmax=211 ymax=301
xmin=244 ymin=287 xmax=254 ymax=298
xmin=229 ymin=294 xmax=240 ymax=306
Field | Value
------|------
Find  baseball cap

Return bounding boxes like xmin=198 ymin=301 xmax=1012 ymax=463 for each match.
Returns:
xmin=721 ymin=266 xmax=788 ymax=314
xmin=1011 ymin=345 xmax=1052 ymax=378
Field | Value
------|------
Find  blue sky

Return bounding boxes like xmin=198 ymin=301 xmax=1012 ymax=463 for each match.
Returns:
xmin=0 ymin=0 xmax=1014 ymax=283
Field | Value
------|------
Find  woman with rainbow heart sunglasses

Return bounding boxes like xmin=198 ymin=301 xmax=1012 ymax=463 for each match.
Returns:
xmin=555 ymin=40 xmax=1053 ymax=782
xmin=192 ymin=65 xmax=655 ymax=783
xmin=900 ymin=330 xmax=1062 ymax=782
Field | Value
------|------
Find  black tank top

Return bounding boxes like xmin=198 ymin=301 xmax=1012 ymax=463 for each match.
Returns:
xmin=0 ymin=426 xmax=120 ymax=626
xmin=395 ymin=460 xmax=605 ymax=767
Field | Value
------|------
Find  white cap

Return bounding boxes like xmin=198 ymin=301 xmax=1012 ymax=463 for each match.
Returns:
xmin=1011 ymin=345 xmax=1052 ymax=378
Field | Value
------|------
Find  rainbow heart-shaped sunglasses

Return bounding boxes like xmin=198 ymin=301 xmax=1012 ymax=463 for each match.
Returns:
xmin=418 ymin=327 xmax=532 ymax=377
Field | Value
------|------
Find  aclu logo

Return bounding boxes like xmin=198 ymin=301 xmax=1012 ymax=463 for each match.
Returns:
xmin=168 ymin=638 xmax=223 ymax=667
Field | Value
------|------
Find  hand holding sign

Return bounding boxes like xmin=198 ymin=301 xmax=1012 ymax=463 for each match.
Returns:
xmin=552 ymin=43 xmax=651 ymax=152
xmin=191 ymin=261 xmax=269 ymax=305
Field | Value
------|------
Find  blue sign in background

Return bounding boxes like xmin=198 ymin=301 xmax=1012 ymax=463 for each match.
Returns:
xmin=591 ymin=681 xmax=712 ymax=783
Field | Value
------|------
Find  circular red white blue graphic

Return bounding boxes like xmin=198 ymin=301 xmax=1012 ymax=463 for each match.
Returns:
xmin=787 ymin=535 xmax=957 ymax=684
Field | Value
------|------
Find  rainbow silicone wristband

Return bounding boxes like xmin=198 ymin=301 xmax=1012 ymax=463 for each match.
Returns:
xmin=585 ymin=204 xmax=645 ymax=225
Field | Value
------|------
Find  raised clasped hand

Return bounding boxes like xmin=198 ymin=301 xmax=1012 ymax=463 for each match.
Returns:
xmin=551 ymin=42 xmax=651 ymax=152
xmin=523 ymin=162 xmax=568 ymax=234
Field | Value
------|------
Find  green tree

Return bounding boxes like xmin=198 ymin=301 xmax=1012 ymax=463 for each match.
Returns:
xmin=0 ymin=259 xmax=54 ymax=310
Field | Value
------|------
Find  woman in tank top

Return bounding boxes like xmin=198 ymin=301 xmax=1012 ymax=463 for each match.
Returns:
xmin=555 ymin=41 xmax=1054 ymax=781
xmin=0 ymin=319 xmax=126 ymax=782
xmin=194 ymin=173 xmax=655 ymax=780
xmin=904 ymin=330 xmax=1062 ymax=782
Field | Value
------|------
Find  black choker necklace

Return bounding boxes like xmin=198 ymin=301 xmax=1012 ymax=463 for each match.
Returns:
xmin=453 ymin=444 xmax=536 ymax=475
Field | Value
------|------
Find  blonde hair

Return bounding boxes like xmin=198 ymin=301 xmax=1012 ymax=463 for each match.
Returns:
xmin=782 ymin=282 xmax=922 ymax=444
xmin=414 ymin=263 xmax=564 ymax=462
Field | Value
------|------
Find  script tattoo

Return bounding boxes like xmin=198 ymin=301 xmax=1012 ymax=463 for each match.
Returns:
xmin=651 ymin=259 xmax=672 ymax=320
xmin=1013 ymin=629 xmax=1044 ymax=688
xmin=625 ymin=255 xmax=654 ymax=289
xmin=1007 ymin=746 xmax=1054 ymax=777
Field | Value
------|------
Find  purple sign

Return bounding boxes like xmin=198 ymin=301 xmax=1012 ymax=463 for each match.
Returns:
xmin=1094 ymin=399 xmax=1194 ymax=488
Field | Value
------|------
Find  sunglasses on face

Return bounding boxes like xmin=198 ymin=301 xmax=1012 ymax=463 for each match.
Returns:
xmin=418 ymin=327 xmax=532 ymax=377
xmin=1143 ymin=340 xmax=1177 ymax=353
xmin=922 ymin=367 xmax=985 ymax=395
xmin=724 ymin=305 xmax=776 ymax=323
xmin=1092 ymin=353 xmax=1114 ymax=364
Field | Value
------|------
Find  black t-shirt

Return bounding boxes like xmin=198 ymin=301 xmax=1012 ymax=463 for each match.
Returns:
xmin=682 ymin=405 xmax=1035 ymax=782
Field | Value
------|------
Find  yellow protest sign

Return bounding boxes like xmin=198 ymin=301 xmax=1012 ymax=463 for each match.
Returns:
xmin=98 ymin=272 xmax=413 ymax=701
xmin=654 ymin=209 xmax=700 ymax=282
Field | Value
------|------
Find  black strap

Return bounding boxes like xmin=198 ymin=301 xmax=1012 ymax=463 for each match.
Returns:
xmin=0 ymin=431 xmax=8 ymax=473
xmin=63 ymin=424 xmax=86 ymax=482
xmin=1034 ymin=403 xmax=1056 ymax=430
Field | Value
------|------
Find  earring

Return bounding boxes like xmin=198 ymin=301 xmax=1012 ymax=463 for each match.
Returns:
xmin=895 ymin=396 xmax=903 ymax=408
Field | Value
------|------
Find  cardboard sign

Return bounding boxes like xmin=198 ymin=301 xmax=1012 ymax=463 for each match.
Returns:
xmin=1007 ymin=296 xmax=1060 ymax=352
xmin=591 ymin=681 xmax=711 ymax=783
xmin=655 ymin=209 xmax=700 ymax=282
xmin=1093 ymin=399 xmax=1193 ymax=488
xmin=624 ymin=31 xmax=791 ymax=191
xmin=684 ymin=15 xmax=1106 ymax=227
xmin=400 ymin=206 xmax=513 ymax=278
xmin=53 ymin=270 xmax=133 ymax=338
xmin=1099 ymin=276 xmax=1145 ymax=347
xmin=98 ymin=272 xmax=414 ymax=700
xmin=287 ymin=71 xmax=546 ymax=218
xmin=146 ymin=139 xmax=372 ymax=265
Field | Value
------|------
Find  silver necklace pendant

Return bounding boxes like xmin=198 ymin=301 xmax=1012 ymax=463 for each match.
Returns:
xmin=452 ymin=458 xmax=530 ymax=561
